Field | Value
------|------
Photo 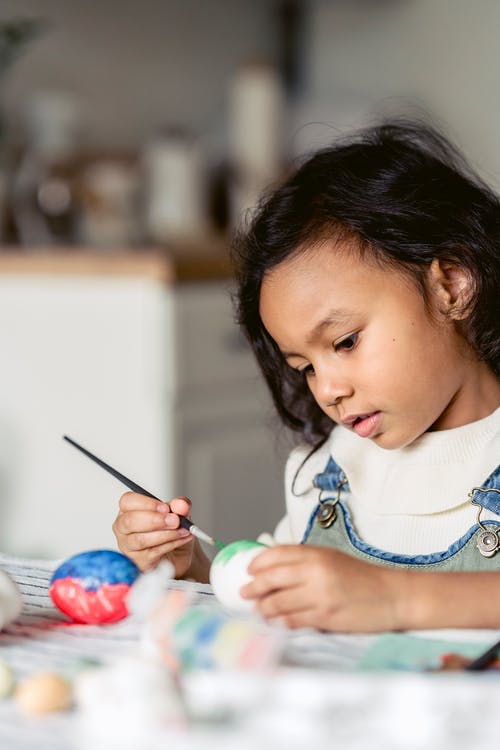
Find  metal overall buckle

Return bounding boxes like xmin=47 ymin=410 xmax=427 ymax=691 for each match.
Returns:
xmin=469 ymin=487 xmax=500 ymax=558
xmin=317 ymin=479 xmax=347 ymax=529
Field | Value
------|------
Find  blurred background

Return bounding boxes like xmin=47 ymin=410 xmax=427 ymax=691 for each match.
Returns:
xmin=1 ymin=0 xmax=499 ymax=558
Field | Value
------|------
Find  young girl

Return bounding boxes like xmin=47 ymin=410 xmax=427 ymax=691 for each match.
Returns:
xmin=113 ymin=121 xmax=500 ymax=633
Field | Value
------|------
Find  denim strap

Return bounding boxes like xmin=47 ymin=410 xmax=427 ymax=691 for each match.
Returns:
xmin=469 ymin=464 xmax=500 ymax=514
xmin=312 ymin=456 xmax=349 ymax=493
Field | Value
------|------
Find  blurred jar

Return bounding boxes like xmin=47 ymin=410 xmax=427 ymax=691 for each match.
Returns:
xmin=76 ymin=160 xmax=142 ymax=248
xmin=12 ymin=90 xmax=85 ymax=246
xmin=143 ymin=129 xmax=209 ymax=245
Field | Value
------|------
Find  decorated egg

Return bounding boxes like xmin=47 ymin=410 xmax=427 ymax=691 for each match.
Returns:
xmin=210 ymin=540 xmax=267 ymax=613
xmin=0 ymin=570 xmax=22 ymax=630
xmin=16 ymin=672 xmax=73 ymax=715
xmin=50 ymin=550 xmax=140 ymax=624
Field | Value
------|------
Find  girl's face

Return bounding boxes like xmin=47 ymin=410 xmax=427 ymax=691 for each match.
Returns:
xmin=260 ymin=241 xmax=498 ymax=449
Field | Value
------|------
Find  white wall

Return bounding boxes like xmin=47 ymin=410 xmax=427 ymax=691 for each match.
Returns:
xmin=298 ymin=0 xmax=500 ymax=187
xmin=5 ymin=0 xmax=500 ymax=180
xmin=2 ymin=0 xmax=278 ymax=150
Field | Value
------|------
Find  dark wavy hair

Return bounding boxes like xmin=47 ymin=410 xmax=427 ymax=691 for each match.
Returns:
xmin=232 ymin=121 xmax=500 ymax=445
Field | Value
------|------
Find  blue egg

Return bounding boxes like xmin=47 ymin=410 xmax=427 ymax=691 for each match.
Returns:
xmin=50 ymin=549 xmax=140 ymax=624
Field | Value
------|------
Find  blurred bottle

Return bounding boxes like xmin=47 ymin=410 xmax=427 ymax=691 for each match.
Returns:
xmin=143 ymin=128 xmax=209 ymax=245
xmin=11 ymin=90 xmax=83 ymax=246
xmin=227 ymin=60 xmax=285 ymax=230
xmin=0 ymin=17 xmax=45 ymax=244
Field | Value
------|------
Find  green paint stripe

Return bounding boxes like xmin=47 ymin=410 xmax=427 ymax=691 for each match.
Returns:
xmin=214 ymin=540 xmax=266 ymax=566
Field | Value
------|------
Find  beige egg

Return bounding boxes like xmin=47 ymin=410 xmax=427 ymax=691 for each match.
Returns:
xmin=16 ymin=672 xmax=72 ymax=715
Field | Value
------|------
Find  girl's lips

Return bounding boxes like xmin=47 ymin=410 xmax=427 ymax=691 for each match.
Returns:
xmin=352 ymin=411 xmax=382 ymax=438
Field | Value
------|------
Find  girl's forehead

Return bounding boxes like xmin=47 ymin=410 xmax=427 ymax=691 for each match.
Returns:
xmin=259 ymin=242 xmax=425 ymax=342
xmin=261 ymin=241 xmax=380 ymax=296
xmin=260 ymin=245 xmax=361 ymax=333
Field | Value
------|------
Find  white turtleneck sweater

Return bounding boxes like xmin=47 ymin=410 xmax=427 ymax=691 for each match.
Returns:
xmin=264 ymin=407 xmax=500 ymax=555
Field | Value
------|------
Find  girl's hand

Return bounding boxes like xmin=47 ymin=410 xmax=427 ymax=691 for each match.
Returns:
xmin=112 ymin=493 xmax=196 ymax=577
xmin=241 ymin=545 xmax=406 ymax=633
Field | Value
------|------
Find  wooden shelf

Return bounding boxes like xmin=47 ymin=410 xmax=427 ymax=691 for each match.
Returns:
xmin=0 ymin=242 xmax=233 ymax=283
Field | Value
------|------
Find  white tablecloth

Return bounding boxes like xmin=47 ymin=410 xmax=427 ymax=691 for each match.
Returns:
xmin=1 ymin=553 xmax=499 ymax=750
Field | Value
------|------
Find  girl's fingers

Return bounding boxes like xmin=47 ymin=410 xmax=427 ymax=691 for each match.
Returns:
xmin=113 ymin=493 xmax=197 ymax=575
xmin=255 ymin=586 xmax=310 ymax=620
xmin=247 ymin=545 xmax=306 ymax=574
xmin=118 ymin=492 xmax=163 ymax=513
xmin=115 ymin=509 xmax=172 ymax=536
xmin=129 ymin=536 xmax=194 ymax=572
xmin=270 ymin=607 xmax=326 ymax=631
xmin=118 ymin=492 xmax=191 ymax=512
xmin=169 ymin=496 xmax=192 ymax=518
xmin=117 ymin=494 xmax=193 ymax=525
xmin=241 ymin=561 xmax=305 ymax=599
xmin=126 ymin=528 xmax=192 ymax=553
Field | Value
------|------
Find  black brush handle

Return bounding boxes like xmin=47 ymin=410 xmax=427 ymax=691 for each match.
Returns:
xmin=465 ymin=637 xmax=500 ymax=671
xmin=63 ymin=435 xmax=192 ymax=532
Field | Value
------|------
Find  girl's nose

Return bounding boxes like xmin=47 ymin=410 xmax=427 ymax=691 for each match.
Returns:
xmin=314 ymin=367 xmax=353 ymax=407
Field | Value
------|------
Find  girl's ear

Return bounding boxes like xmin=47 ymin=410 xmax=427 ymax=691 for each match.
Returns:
xmin=428 ymin=258 xmax=474 ymax=320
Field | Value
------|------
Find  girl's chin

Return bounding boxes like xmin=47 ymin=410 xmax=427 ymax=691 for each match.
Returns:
xmin=371 ymin=434 xmax=405 ymax=450
xmin=372 ymin=428 xmax=425 ymax=450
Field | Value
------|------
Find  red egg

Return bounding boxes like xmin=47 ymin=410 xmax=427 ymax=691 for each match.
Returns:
xmin=50 ymin=550 xmax=140 ymax=624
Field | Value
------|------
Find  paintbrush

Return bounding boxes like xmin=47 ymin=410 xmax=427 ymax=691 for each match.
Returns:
xmin=63 ymin=435 xmax=225 ymax=549
xmin=464 ymin=636 xmax=500 ymax=671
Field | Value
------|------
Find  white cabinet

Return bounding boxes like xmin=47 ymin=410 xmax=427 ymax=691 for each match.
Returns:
xmin=0 ymin=271 xmax=287 ymax=558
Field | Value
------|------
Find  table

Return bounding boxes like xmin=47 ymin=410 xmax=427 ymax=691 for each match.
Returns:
xmin=1 ymin=553 xmax=500 ymax=750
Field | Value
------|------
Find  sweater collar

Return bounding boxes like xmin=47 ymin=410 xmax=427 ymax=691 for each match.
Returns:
xmin=328 ymin=406 xmax=500 ymax=515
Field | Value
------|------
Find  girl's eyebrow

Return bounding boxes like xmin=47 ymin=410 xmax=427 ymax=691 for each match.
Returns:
xmin=306 ymin=309 xmax=353 ymax=342
xmin=282 ymin=308 xmax=353 ymax=358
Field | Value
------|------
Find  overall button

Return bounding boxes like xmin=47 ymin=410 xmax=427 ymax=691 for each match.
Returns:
xmin=476 ymin=529 xmax=500 ymax=558
xmin=317 ymin=502 xmax=337 ymax=528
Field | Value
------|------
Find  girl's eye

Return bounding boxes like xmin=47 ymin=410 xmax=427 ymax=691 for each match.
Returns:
xmin=334 ymin=332 xmax=359 ymax=353
xmin=299 ymin=363 xmax=315 ymax=377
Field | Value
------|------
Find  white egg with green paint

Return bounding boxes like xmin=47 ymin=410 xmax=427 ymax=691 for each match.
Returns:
xmin=210 ymin=540 xmax=267 ymax=613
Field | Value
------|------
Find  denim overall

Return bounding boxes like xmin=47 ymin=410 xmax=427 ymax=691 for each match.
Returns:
xmin=302 ymin=456 xmax=500 ymax=570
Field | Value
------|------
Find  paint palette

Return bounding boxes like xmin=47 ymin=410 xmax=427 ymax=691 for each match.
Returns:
xmin=209 ymin=540 xmax=267 ymax=613
xmin=144 ymin=588 xmax=282 ymax=672
xmin=50 ymin=550 xmax=140 ymax=624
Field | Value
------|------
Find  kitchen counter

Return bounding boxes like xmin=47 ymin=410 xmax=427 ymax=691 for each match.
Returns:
xmin=0 ymin=243 xmax=284 ymax=558
xmin=0 ymin=241 xmax=233 ymax=282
